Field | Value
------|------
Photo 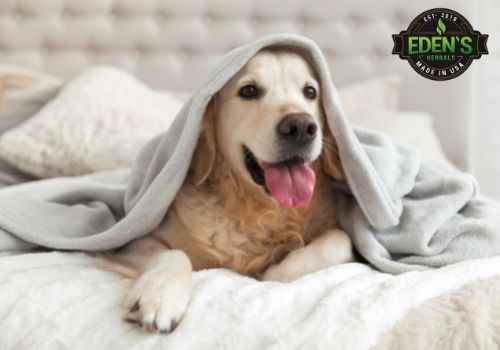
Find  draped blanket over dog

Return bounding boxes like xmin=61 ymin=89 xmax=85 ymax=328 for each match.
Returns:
xmin=1 ymin=34 xmax=499 ymax=274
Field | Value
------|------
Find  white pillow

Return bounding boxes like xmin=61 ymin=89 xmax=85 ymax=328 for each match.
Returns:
xmin=0 ymin=69 xmax=401 ymax=178
xmin=0 ymin=67 xmax=183 ymax=177
xmin=350 ymin=110 xmax=451 ymax=165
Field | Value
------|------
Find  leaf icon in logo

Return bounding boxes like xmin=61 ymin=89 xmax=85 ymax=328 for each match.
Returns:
xmin=436 ymin=18 xmax=446 ymax=35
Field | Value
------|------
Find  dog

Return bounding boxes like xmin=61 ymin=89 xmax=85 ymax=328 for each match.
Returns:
xmin=109 ymin=49 xmax=354 ymax=333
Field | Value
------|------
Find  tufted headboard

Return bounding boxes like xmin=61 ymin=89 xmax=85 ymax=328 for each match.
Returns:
xmin=0 ymin=0 xmax=476 ymax=169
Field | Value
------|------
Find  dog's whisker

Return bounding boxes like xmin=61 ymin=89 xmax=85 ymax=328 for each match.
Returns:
xmin=322 ymin=143 xmax=336 ymax=151
xmin=322 ymin=140 xmax=339 ymax=153
xmin=244 ymin=154 xmax=254 ymax=162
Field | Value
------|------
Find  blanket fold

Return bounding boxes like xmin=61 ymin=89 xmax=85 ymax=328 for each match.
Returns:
xmin=0 ymin=33 xmax=499 ymax=274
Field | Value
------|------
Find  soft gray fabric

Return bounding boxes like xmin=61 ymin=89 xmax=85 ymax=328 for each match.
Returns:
xmin=0 ymin=85 xmax=61 ymax=133
xmin=0 ymin=85 xmax=60 ymax=187
xmin=0 ymin=34 xmax=499 ymax=274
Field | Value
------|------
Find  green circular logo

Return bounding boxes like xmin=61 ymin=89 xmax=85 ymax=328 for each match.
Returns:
xmin=392 ymin=8 xmax=488 ymax=81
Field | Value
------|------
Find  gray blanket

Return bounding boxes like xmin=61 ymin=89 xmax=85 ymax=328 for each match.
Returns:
xmin=1 ymin=34 xmax=499 ymax=274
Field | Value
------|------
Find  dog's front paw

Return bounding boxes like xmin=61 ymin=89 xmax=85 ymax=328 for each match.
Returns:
xmin=123 ymin=270 xmax=191 ymax=334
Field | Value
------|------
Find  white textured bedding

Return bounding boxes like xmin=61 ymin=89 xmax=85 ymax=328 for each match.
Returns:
xmin=1 ymin=252 xmax=500 ymax=349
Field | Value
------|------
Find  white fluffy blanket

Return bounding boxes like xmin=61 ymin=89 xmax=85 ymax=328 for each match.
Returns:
xmin=1 ymin=252 xmax=500 ymax=349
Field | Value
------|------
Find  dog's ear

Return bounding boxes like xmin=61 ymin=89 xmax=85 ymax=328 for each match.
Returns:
xmin=191 ymin=98 xmax=217 ymax=186
xmin=320 ymin=121 xmax=344 ymax=181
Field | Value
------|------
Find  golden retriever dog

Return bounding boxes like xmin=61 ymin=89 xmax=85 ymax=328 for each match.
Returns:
xmin=111 ymin=49 xmax=354 ymax=333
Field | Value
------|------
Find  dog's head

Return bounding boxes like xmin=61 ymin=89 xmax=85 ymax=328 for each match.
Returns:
xmin=191 ymin=49 xmax=342 ymax=208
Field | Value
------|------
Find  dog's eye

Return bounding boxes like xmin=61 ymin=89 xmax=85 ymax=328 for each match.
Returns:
xmin=303 ymin=86 xmax=317 ymax=99
xmin=239 ymin=84 xmax=259 ymax=99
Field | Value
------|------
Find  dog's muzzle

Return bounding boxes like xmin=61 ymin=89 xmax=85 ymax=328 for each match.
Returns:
xmin=242 ymin=145 xmax=316 ymax=209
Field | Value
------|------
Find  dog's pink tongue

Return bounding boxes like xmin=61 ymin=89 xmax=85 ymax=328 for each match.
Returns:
xmin=263 ymin=162 xmax=316 ymax=208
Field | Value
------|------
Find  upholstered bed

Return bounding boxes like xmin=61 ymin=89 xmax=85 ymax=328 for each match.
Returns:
xmin=1 ymin=1 xmax=500 ymax=349
xmin=0 ymin=0 xmax=481 ymax=170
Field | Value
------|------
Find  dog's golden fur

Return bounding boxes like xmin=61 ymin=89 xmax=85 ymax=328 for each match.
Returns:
xmin=109 ymin=49 xmax=353 ymax=333
xmin=154 ymin=101 xmax=344 ymax=277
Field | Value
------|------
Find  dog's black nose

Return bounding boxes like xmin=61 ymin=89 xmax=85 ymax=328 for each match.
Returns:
xmin=277 ymin=113 xmax=317 ymax=145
